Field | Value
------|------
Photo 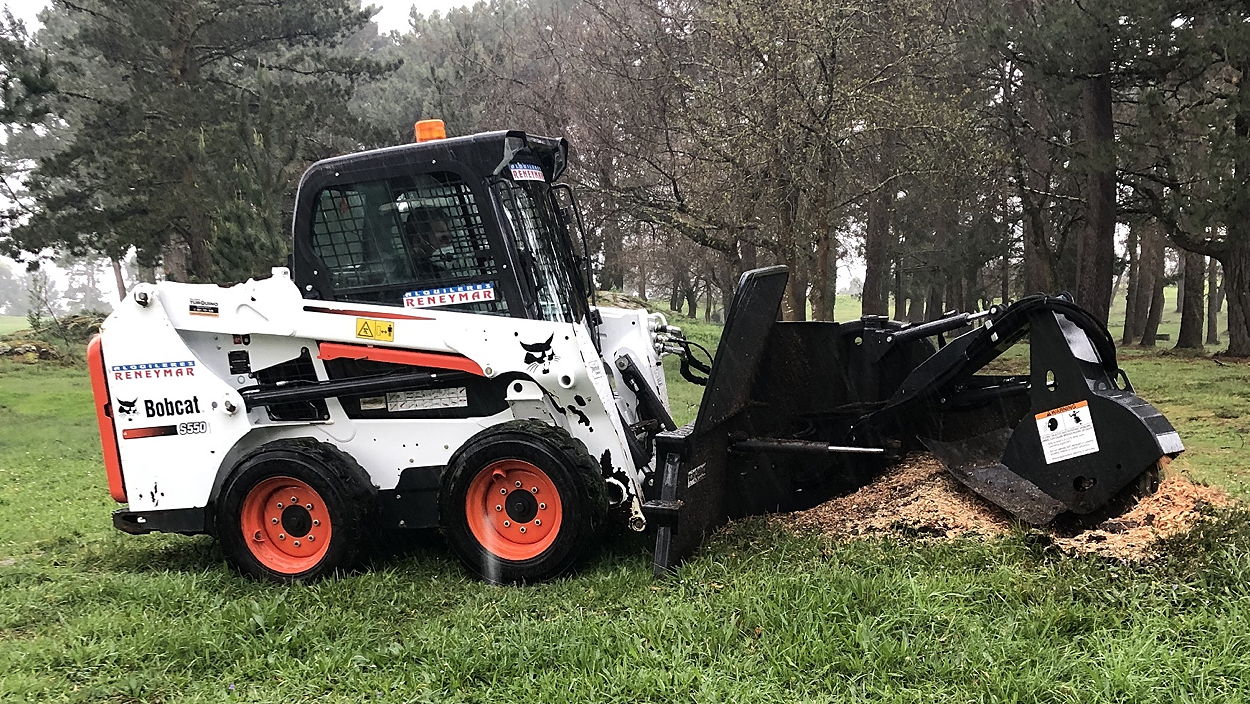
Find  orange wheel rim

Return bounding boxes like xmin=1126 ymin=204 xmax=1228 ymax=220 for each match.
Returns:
xmin=465 ymin=459 xmax=563 ymax=561
xmin=240 ymin=476 xmax=332 ymax=574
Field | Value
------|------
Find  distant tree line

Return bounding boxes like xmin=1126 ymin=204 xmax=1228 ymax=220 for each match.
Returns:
xmin=0 ymin=0 xmax=1246 ymax=355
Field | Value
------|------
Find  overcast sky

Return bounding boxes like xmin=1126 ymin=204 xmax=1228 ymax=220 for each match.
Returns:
xmin=2 ymin=0 xmax=472 ymax=34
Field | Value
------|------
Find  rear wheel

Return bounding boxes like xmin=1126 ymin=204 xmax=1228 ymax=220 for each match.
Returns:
xmin=217 ymin=438 xmax=373 ymax=582
xmin=441 ymin=420 xmax=607 ymax=584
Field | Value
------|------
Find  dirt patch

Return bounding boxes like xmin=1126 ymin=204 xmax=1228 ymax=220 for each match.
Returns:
xmin=785 ymin=453 xmax=1232 ymax=561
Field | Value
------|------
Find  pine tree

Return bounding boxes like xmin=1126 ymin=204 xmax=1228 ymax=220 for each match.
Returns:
xmin=5 ymin=0 xmax=394 ymax=283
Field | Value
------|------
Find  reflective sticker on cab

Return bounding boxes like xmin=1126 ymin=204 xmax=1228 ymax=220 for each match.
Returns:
xmin=509 ymin=162 xmax=545 ymax=182
xmin=403 ymin=283 xmax=495 ymax=309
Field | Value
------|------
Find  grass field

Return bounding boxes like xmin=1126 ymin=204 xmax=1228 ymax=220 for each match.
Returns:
xmin=0 ymin=314 xmax=27 ymax=336
xmin=3 ymin=302 xmax=1250 ymax=702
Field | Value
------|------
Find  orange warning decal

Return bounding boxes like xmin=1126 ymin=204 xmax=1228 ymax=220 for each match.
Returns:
xmin=1035 ymin=400 xmax=1088 ymax=420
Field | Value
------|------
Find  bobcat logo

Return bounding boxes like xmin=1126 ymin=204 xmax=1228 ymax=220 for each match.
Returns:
xmin=521 ymin=334 xmax=557 ymax=374
xmin=116 ymin=398 xmax=138 ymax=416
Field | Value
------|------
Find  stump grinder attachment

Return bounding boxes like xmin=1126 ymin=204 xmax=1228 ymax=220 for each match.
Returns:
xmin=646 ymin=266 xmax=1184 ymax=575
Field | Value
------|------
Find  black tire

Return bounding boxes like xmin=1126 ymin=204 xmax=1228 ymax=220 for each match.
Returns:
xmin=440 ymin=420 xmax=608 ymax=584
xmin=217 ymin=438 xmax=374 ymax=583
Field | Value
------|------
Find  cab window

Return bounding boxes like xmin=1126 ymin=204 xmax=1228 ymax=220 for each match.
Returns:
xmin=309 ymin=171 xmax=508 ymax=314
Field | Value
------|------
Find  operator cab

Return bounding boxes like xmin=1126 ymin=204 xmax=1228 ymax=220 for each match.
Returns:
xmin=290 ymin=123 xmax=589 ymax=324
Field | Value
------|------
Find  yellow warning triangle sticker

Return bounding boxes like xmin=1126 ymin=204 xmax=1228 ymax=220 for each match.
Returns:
xmin=357 ymin=320 xmax=374 ymax=338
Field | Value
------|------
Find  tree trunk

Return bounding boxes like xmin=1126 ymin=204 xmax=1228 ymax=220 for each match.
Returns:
xmin=906 ymin=297 xmax=922 ymax=322
xmin=719 ymin=249 xmax=737 ymax=320
xmin=1017 ymin=86 xmax=1058 ymax=294
xmin=1221 ymin=239 xmax=1250 ymax=356
xmin=927 ymin=202 xmax=952 ymax=320
xmin=1075 ymin=55 xmax=1116 ymax=323
xmin=1131 ymin=223 xmax=1161 ymax=343
xmin=1175 ymin=250 xmax=1205 ymax=349
xmin=1139 ymin=224 xmax=1166 ymax=346
xmin=783 ymin=250 xmax=809 ymax=322
xmin=162 ymin=237 xmax=189 ymax=282
xmin=1001 ymin=187 xmax=1011 ymax=303
xmin=1174 ymin=265 xmax=1185 ymax=313
xmin=810 ymin=230 xmax=837 ymax=321
xmin=636 ymin=241 xmax=648 ymax=300
xmin=893 ymin=262 xmax=907 ymax=320
xmin=601 ymin=226 xmax=625 ymax=290
xmin=1122 ymin=225 xmax=1140 ymax=345
xmin=862 ymin=186 xmax=893 ymax=315
xmin=1229 ymin=287 xmax=1246 ymax=355
xmin=1001 ymin=250 xmax=1010 ymax=304
xmin=1140 ymin=273 xmax=1166 ymax=347
xmin=1207 ymin=258 xmax=1221 ymax=345
xmin=925 ymin=286 xmax=943 ymax=322
xmin=739 ymin=240 xmax=758 ymax=272
xmin=1220 ymin=74 xmax=1250 ymax=355
xmin=110 ymin=258 xmax=127 ymax=301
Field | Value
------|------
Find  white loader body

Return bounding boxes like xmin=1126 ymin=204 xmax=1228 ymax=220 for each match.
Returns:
xmin=95 ymin=267 xmax=668 ymax=528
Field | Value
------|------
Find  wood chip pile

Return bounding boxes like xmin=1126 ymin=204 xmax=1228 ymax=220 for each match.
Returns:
xmin=785 ymin=453 xmax=1231 ymax=560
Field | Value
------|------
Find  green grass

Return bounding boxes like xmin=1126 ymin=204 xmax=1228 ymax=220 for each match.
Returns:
xmin=0 ymin=315 xmax=27 ymax=335
xmin=4 ymin=333 xmax=1250 ymax=701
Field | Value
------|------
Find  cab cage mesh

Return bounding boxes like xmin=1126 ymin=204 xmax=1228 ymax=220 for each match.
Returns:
xmin=310 ymin=172 xmax=507 ymax=314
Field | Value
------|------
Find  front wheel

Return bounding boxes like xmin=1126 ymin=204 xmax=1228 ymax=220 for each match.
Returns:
xmin=217 ymin=438 xmax=373 ymax=582
xmin=441 ymin=421 xmax=607 ymax=584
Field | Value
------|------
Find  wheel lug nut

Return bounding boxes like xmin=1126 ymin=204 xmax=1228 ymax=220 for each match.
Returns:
xmin=503 ymin=520 xmax=511 ymax=527
xmin=290 ymin=496 xmax=298 ymax=503
xmin=293 ymin=540 xmax=301 ymax=547
xmin=495 ymin=505 xmax=502 ymax=511
xmin=515 ymin=480 xmax=522 ymax=488
xmin=534 ymin=519 xmax=542 ymax=526
xmin=278 ymin=534 xmax=285 ymax=540
xmin=500 ymin=488 xmax=507 ymax=495
xmin=519 ymin=526 xmax=527 ymax=534
xmin=271 ymin=517 xmax=279 ymax=524
xmin=305 ymin=503 xmax=312 ymax=510
xmin=313 ymin=519 xmax=320 ymax=526
xmin=539 ymin=503 xmax=547 ymax=510
xmin=307 ymin=535 xmax=314 ymax=542
xmin=253 ymin=531 xmax=262 ymax=540
xmin=277 ymin=502 xmax=283 ymax=508
xmin=531 ymin=486 xmax=538 ymax=494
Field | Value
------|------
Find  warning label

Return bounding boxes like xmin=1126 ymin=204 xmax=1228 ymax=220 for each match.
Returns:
xmin=355 ymin=318 xmax=394 ymax=342
xmin=358 ymin=388 xmax=467 ymax=411
xmin=1035 ymin=400 xmax=1099 ymax=464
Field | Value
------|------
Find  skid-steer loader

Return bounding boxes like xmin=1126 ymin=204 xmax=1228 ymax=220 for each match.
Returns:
xmin=87 ymin=121 xmax=1183 ymax=583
